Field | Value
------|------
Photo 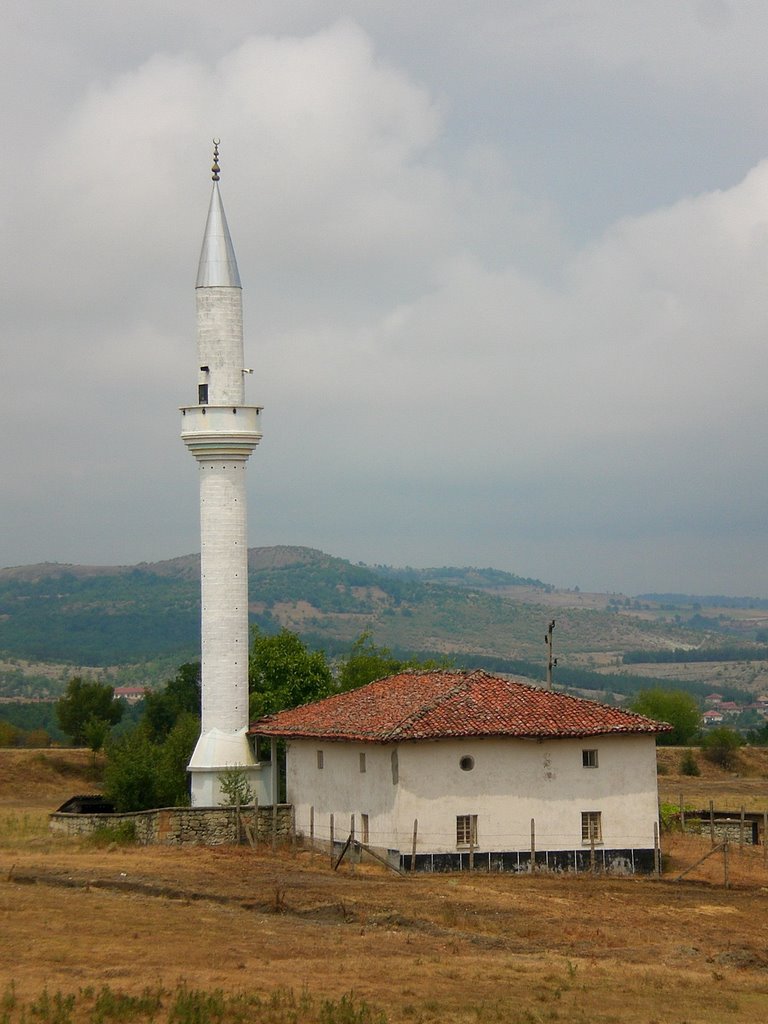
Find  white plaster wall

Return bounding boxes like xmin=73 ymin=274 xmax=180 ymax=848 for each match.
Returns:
xmin=199 ymin=459 xmax=249 ymax=736
xmin=196 ymin=287 xmax=245 ymax=405
xmin=286 ymin=734 xmax=660 ymax=854
xmin=286 ymin=740 xmax=401 ymax=850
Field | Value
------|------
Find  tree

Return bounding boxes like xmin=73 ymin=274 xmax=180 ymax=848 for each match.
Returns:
xmin=336 ymin=631 xmax=406 ymax=691
xmin=630 ymin=689 xmax=700 ymax=746
xmin=336 ymin=631 xmax=454 ymax=692
xmin=248 ymin=628 xmax=334 ymax=719
xmin=701 ymin=726 xmax=743 ymax=770
xmin=103 ymin=730 xmax=161 ymax=811
xmin=0 ymin=721 xmax=21 ymax=747
xmin=56 ymin=677 xmax=123 ymax=748
xmin=143 ymin=662 xmax=201 ymax=741
xmin=217 ymin=766 xmax=254 ymax=806
xmin=154 ymin=712 xmax=200 ymax=807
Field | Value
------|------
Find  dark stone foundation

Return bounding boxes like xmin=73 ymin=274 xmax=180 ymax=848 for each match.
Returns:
xmin=396 ymin=847 xmax=656 ymax=875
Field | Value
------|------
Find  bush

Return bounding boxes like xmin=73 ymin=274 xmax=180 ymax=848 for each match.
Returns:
xmin=679 ymin=749 xmax=700 ymax=776
xmin=103 ymin=732 xmax=162 ymax=811
xmin=701 ymin=727 xmax=743 ymax=770
xmin=89 ymin=821 xmax=137 ymax=846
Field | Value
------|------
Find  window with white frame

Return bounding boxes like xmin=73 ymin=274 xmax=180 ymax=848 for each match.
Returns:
xmin=581 ymin=811 xmax=602 ymax=844
xmin=316 ymin=750 xmax=324 ymax=769
xmin=359 ymin=751 xmax=366 ymax=773
xmin=456 ymin=814 xmax=478 ymax=847
xmin=582 ymin=748 xmax=598 ymax=768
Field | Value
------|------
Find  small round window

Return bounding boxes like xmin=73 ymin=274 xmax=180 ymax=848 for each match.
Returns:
xmin=459 ymin=755 xmax=475 ymax=772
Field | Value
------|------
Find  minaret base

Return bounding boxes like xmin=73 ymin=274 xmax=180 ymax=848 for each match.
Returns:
xmin=188 ymin=728 xmax=271 ymax=807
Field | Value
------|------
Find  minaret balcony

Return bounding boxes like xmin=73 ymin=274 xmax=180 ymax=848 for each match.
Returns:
xmin=180 ymin=404 xmax=262 ymax=458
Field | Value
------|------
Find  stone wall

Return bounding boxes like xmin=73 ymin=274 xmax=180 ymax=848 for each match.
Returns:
xmin=49 ymin=804 xmax=293 ymax=846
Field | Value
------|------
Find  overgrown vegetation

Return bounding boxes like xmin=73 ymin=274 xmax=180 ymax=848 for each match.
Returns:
xmin=88 ymin=820 xmax=137 ymax=846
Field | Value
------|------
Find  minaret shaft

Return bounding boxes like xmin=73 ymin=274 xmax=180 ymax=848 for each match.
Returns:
xmin=199 ymin=459 xmax=249 ymax=735
xmin=182 ymin=148 xmax=263 ymax=807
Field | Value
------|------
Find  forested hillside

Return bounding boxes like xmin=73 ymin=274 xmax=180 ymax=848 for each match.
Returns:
xmin=1 ymin=546 xmax=767 ymax=700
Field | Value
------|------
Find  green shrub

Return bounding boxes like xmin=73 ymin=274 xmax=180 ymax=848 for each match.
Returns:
xmin=89 ymin=821 xmax=137 ymax=847
xmin=659 ymin=800 xmax=698 ymax=832
xmin=701 ymin=727 xmax=743 ymax=770
xmin=679 ymin=749 xmax=700 ymax=776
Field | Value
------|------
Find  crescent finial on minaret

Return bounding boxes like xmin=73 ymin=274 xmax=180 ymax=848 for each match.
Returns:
xmin=212 ymin=138 xmax=221 ymax=181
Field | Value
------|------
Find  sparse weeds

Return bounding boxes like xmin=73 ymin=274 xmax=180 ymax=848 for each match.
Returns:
xmin=0 ymin=985 xmax=386 ymax=1024
xmin=0 ymin=811 xmax=49 ymax=845
xmin=90 ymin=985 xmax=165 ymax=1022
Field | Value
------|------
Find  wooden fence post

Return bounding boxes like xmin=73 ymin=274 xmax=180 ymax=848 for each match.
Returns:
xmin=350 ymin=814 xmax=356 ymax=873
xmin=654 ymin=821 xmax=661 ymax=877
xmin=530 ymin=818 xmax=535 ymax=873
xmin=723 ymin=839 xmax=730 ymax=888
xmin=709 ymin=800 xmax=715 ymax=846
xmin=680 ymin=791 xmax=685 ymax=833
xmin=739 ymin=805 xmax=745 ymax=849
xmin=589 ymin=821 xmax=596 ymax=873
xmin=329 ymin=813 xmax=335 ymax=869
xmin=469 ymin=825 xmax=475 ymax=872
xmin=309 ymin=805 xmax=314 ymax=850
xmin=411 ymin=819 xmax=418 ymax=873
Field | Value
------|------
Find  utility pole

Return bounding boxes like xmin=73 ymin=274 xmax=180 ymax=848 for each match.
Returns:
xmin=545 ymin=619 xmax=557 ymax=690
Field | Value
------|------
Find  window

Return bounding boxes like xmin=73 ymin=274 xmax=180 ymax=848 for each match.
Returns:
xmin=391 ymin=749 xmax=399 ymax=785
xmin=359 ymin=752 xmax=367 ymax=773
xmin=582 ymin=749 xmax=598 ymax=768
xmin=456 ymin=814 xmax=478 ymax=847
xmin=198 ymin=383 xmax=209 ymax=404
xmin=459 ymin=755 xmax=475 ymax=772
xmin=316 ymin=750 xmax=324 ymax=769
xmin=361 ymin=813 xmax=369 ymax=845
xmin=581 ymin=811 xmax=602 ymax=844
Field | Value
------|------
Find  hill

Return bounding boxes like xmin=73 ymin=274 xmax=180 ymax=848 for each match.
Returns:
xmin=2 ymin=546 xmax=768 ymax=699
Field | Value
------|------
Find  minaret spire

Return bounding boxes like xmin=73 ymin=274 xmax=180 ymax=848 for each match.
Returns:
xmin=196 ymin=140 xmax=241 ymax=289
xmin=181 ymin=141 xmax=264 ymax=807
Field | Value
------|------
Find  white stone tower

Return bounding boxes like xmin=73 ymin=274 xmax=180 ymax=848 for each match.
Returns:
xmin=181 ymin=141 xmax=262 ymax=806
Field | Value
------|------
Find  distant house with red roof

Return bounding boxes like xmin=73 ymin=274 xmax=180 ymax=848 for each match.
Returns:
xmin=114 ymin=686 xmax=149 ymax=705
xmin=701 ymin=709 xmax=724 ymax=726
xmin=250 ymin=670 xmax=670 ymax=874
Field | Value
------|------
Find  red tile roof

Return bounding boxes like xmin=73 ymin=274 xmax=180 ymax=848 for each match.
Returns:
xmin=249 ymin=670 xmax=671 ymax=742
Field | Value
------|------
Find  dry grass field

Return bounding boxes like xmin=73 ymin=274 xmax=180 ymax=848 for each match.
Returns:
xmin=2 ymin=749 xmax=768 ymax=1023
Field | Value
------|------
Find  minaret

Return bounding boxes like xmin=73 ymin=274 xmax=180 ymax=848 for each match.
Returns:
xmin=181 ymin=141 xmax=263 ymax=806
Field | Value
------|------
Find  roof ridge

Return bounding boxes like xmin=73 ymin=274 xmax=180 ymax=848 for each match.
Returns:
xmin=382 ymin=669 xmax=486 ymax=741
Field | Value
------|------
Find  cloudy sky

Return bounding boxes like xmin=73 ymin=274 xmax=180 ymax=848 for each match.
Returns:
xmin=3 ymin=1 xmax=768 ymax=596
